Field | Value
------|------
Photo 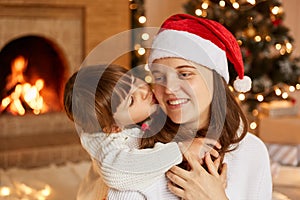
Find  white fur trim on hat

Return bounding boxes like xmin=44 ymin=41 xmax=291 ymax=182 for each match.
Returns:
xmin=233 ymin=76 xmax=252 ymax=93
xmin=148 ymin=30 xmax=230 ymax=83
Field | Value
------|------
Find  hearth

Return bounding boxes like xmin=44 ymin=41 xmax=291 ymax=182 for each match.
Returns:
xmin=0 ymin=0 xmax=130 ymax=169
xmin=0 ymin=4 xmax=88 ymax=168
xmin=0 ymin=35 xmax=67 ymax=115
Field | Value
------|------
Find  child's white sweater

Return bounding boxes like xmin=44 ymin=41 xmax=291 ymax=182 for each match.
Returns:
xmin=80 ymin=127 xmax=182 ymax=199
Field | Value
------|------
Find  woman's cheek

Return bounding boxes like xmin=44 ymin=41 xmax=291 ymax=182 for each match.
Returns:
xmin=153 ymin=88 xmax=164 ymax=104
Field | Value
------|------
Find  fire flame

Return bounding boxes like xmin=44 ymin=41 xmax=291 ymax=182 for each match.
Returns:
xmin=0 ymin=56 xmax=48 ymax=115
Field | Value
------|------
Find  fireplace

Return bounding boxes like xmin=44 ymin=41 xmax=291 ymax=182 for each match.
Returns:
xmin=0 ymin=0 xmax=130 ymax=169
xmin=0 ymin=35 xmax=68 ymax=115
xmin=0 ymin=4 xmax=88 ymax=168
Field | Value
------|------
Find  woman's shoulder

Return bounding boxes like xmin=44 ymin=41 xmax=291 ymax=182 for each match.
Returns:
xmin=225 ymin=132 xmax=270 ymax=164
xmin=224 ymin=134 xmax=273 ymax=199
xmin=241 ymin=132 xmax=268 ymax=152
xmin=238 ymin=132 xmax=269 ymax=156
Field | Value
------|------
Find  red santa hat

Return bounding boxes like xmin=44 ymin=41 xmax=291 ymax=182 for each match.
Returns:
xmin=148 ymin=14 xmax=251 ymax=93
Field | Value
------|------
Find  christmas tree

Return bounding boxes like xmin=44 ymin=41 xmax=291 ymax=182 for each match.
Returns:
xmin=184 ymin=0 xmax=300 ymax=111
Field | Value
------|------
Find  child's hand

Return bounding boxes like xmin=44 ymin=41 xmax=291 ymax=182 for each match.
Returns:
xmin=179 ymin=138 xmax=221 ymax=164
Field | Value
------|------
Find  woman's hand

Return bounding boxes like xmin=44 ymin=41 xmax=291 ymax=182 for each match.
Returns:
xmin=166 ymin=150 xmax=228 ymax=200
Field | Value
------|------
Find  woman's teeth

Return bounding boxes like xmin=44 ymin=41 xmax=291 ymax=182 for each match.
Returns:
xmin=168 ymin=99 xmax=188 ymax=105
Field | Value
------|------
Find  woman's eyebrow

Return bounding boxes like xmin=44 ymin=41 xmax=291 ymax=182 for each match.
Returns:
xmin=176 ymin=65 xmax=196 ymax=69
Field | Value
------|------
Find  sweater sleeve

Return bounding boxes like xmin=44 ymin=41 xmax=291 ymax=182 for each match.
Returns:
xmin=80 ymin=128 xmax=182 ymax=191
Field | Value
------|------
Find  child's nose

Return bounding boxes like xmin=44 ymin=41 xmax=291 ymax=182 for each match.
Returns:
xmin=140 ymin=84 xmax=150 ymax=99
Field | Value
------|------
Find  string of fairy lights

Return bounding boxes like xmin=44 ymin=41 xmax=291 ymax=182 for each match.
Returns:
xmin=232 ymin=83 xmax=300 ymax=103
xmin=192 ymin=0 xmax=293 ymax=55
xmin=129 ymin=0 xmax=148 ymax=68
xmin=193 ymin=0 xmax=281 ymax=12
xmin=232 ymin=82 xmax=300 ymax=133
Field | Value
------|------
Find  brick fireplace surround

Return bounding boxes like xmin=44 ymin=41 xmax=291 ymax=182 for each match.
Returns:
xmin=0 ymin=0 xmax=130 ymax=168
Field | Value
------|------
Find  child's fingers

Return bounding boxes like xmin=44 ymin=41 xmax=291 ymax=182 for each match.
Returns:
xmin=182 ymin=147 xmax=204 ymax=172
xmin=213 ymin=156 xmax=221 ymax=169
xmin=204 ymin=138 xmax=221 ymax=149
xmin=208 ymin=148 xmax=219 ymax=158
xmin=220 ymin=163 xmax=228 ymax=188
xmin=198 ymin=144 xmax=219 ymax=159
xmin=204 ymin=152 xmax=219 ymax=177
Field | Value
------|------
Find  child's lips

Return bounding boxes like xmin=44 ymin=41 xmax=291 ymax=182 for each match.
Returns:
xmin=151 ymin=94 xmax=158 ymax=104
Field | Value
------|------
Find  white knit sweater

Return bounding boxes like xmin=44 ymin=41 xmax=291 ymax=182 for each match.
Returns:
xmin=80 ymin=127 xmax=182 ymax=199
xmin=223 ymin=133 xmax=273 ymax=199
xmin=79 ymin=131 xmax=272 ymax=200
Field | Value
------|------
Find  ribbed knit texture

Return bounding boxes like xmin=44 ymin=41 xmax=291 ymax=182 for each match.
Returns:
xmin=223 ymin=133 xmax=273 ymax=200
xmin=107 ymin=189 xmax=146 ymax=200
xmin=80 ymin=127 xmax=182 ymax=199
xmin=106 ymin=174 xmax=179 ymax=200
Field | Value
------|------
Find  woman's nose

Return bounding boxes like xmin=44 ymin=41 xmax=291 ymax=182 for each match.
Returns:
xmin=164 ymin=77 xmax=180 ymax=94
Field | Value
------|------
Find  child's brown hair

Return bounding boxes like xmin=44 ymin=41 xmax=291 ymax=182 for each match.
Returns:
xmin=63 ymin=64 xmax=132 ymax=133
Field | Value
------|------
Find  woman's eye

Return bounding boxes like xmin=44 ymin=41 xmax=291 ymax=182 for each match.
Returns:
xmin=179 ymin=72 xmax=192 ymax=79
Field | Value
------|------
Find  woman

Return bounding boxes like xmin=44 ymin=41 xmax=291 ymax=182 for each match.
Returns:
xmin=142 ymin=13 xmax=272 ymax=199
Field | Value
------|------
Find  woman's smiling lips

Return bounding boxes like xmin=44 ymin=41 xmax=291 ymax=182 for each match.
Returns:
xmin=167 ymin=98 xmax=189 ymax=108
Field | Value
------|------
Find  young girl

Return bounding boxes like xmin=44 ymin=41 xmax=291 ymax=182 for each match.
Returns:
xmin=63 ymin=64 xmax=224 ymax=199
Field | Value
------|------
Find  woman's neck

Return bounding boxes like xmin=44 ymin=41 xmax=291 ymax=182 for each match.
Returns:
xmin=183 ymin=106 xmax=210 ymax=131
